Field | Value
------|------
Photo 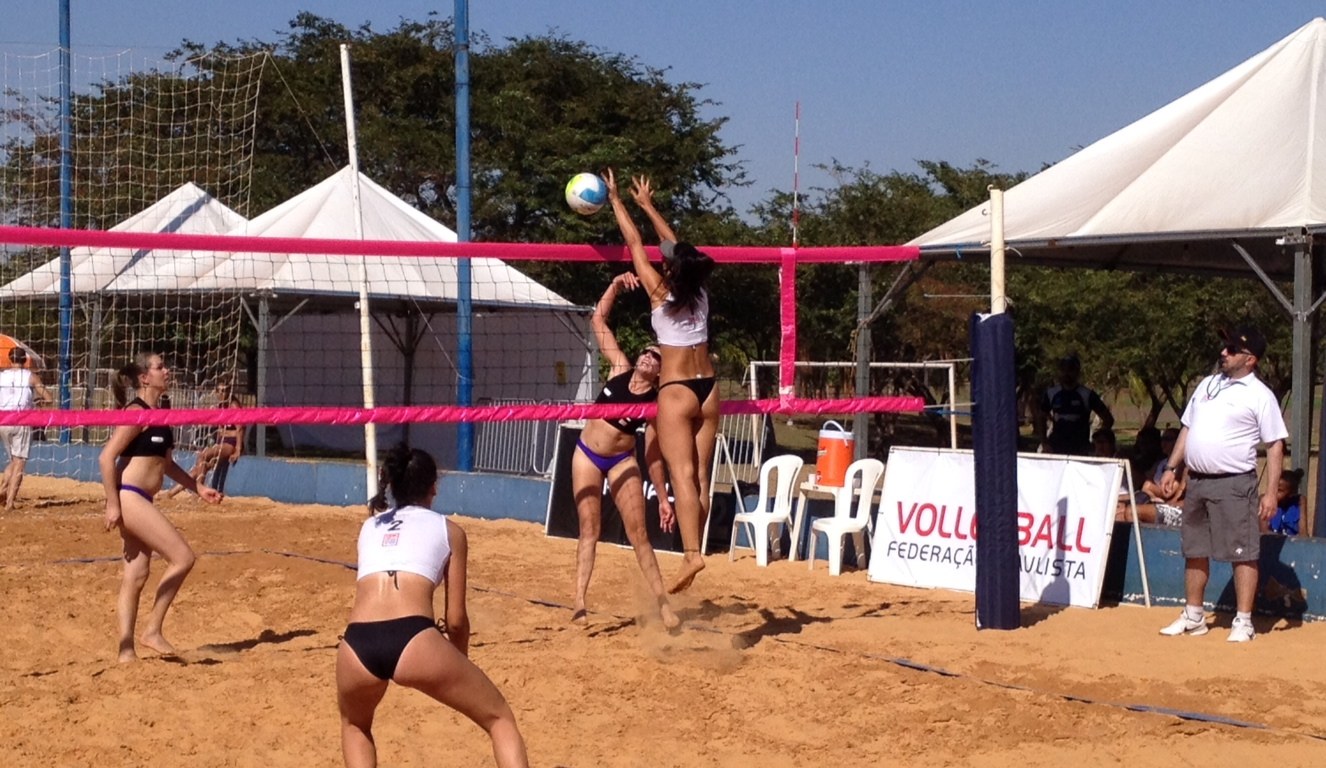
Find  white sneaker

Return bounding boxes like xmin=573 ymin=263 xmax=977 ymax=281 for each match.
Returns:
xmin=1159 ymin=611 xmax=1208 ymax=636
xmin=1227 ymin=617 xmax=1255 ymax=643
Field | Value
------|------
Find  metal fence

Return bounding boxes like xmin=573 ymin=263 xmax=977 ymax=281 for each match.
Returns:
xmin=473 ymin=399 xmax=569 ymax=476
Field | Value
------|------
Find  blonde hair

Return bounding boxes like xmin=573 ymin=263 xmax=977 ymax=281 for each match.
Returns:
xmin=111 ymin=352 xmax=159 ymax=408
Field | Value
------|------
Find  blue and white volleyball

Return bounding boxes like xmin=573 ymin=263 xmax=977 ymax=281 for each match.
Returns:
xmin=564 ymin=172 xmax=607 ymax=215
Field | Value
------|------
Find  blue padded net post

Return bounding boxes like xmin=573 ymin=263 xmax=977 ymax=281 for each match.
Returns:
xmin=969 ymin=312 xmax=1021 ymax=630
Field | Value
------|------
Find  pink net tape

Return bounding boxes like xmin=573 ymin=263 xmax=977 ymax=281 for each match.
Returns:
xmin=0 ymin=396 xmax=924 ymax=428
xmin=0 ymin=225 xmax=918 ymax=264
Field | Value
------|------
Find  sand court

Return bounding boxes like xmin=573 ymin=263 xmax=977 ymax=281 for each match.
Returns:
xmin=3 ymin=475 xmax=1326 ymax=766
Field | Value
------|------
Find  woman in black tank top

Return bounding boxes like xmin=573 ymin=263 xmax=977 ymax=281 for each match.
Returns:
xmin=99 ymin=352 xmax=222 ymax=662
xmin=569 ymin=272 xmax=680 ymax=629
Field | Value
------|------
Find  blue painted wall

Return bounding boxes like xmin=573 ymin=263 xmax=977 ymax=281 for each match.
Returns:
xmin=1105 ymin=522 xmax=1323 ymax=620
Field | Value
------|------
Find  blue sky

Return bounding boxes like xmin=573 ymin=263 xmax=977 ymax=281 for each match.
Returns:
xmin=5 ymin=1 xmax=1325 ymax=215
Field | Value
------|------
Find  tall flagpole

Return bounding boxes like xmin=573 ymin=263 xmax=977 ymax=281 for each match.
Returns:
xmin=341 ymin=44 xmax=379 ymax=497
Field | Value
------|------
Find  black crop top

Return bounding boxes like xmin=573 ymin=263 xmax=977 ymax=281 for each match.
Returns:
xmin=594 ymin=371 xmax=656 ymax=434
xmin=120 ymin=397 xmax=175 ymax=458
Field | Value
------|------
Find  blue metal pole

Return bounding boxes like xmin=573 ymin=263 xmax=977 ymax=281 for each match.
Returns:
xmin=454 ymin=0 xmax=474 ymax=470
xmin=57 ymin=0 xmax=73 ymax=443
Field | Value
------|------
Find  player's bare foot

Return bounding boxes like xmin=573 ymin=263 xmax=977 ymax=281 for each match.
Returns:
xmin=570 ymin=606 xmax=588 ymax=625
xmin=139 ymin=632 xmax=177 ymax=656
xmin=668 ymin=552 xmax=705 ymax=594
xmin=660 ymin=602 xmax=681 ymax=630
xmin=117 ymin=640 xmax=138 ymax=663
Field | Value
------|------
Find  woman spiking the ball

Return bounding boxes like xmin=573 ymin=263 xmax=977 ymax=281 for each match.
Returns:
xmin=606 ymin=168 xmax=718 ymax=594
xmin=336 ymin=444 xmax=528 ymax=768
xmin=100 ymin=352 xmax=221 ymax=662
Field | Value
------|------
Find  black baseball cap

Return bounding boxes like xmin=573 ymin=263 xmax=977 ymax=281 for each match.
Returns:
xmin=1221 ymin=325 xmax=1267 ymax=358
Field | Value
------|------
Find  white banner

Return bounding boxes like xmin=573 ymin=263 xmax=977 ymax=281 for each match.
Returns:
xmin=867 ymin=447 xmax=1121 ymax=608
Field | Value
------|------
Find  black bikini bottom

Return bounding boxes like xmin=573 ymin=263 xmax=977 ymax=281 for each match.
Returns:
xmin=342 ymin=615 xmax=440 ymax=680
xmin=658 ymin=376 xmax=716 ymax=404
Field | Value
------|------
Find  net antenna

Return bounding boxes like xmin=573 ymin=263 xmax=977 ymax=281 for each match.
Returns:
xmin=792 ymin=100 xmax=801 ymax=249
xmin=340 ymin=43 xmax=380 ymax=496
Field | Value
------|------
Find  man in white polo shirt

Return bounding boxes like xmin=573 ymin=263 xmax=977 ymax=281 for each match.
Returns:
xmin=0 ymin=347 xmax=51 ymax=511
xmin=1158 ymin=325 xmax=1286 ymax=643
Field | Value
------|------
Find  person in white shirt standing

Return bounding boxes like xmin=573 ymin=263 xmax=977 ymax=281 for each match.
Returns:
xmin=0 ymin=346 xmax=51 ymax=510
xmin=1158 ymin=325 xmax=1287 ymax=643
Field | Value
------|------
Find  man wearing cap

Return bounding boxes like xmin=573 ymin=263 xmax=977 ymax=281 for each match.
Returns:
xmin=1035 ymin=353 xmax=1114 ymax=456
xmin=1158 ymin=325 xmax=1286 ymax=643
xmin=0 ymin=347 xmax=51 ymax=510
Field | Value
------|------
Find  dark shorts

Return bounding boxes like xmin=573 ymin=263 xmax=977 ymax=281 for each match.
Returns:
xmin=342 ymin=615 xmax=441 ymax=680
xmin=1181 ymin=472 xmax=1260 ymax=562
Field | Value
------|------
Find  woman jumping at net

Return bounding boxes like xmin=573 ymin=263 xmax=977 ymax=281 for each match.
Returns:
xmin=167 ymin=394 xmax=244 ymax=499
xmin=607 ymin=169 xmax=718 ymax=594
xmin=337 ymin=444 xmax=528 ymax=768
xmin=100 ymin=352 xmax=222 ymax=662
xmin=571 ymin=271 xmax=680 ymax=629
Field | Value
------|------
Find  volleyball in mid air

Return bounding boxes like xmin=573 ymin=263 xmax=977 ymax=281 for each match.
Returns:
xmin=565 ymin=172 xmax=607 ymax=215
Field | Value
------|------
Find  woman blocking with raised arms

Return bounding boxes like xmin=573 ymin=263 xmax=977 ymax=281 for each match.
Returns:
xmin=606 ymin=169 xmax=718 ymax=594
xmin=572 ymin=271 xmax=679 ymax=628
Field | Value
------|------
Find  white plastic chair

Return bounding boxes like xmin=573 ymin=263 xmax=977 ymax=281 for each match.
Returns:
xmin=729 ymin=454 xmax=804 ymax=567
xmin=808 ymin=458 xmax=884 ymax=575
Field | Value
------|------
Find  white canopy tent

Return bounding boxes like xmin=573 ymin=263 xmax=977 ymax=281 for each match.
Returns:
xmin=0 ymin=183 xmax=248 ymax=414
xmin=910 ymin=18 xmax=1326 ymax=528
xmin=185 ymin=167 xmax=594 ymax=467
xmin=3 ymin=182 xmax=246 ymax=294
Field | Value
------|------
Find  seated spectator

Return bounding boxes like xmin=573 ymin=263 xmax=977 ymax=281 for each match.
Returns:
xmin=1267 ymin=469 xmax=1303 ymax=536
xmin=1128 ymin=426 xmax=1163 ymax=493
xmin=1108 ymin=427 xmax=1185 ymax=526
xmin=1140 ymin=427 xmax=1181 ymax=502
xmin=1092 ymin=427 xmax=1120 ymax=459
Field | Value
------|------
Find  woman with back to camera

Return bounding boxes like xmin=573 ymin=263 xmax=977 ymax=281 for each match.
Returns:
xmin=606 ymin=168 xmax=718 ymax=594
xmin=100 ymin=352 xmax=222 ymax=662
xmin=571 ymin=270 xmax=679 ymax=629
xmin=336 ymin=444 xmax=528 ymax=768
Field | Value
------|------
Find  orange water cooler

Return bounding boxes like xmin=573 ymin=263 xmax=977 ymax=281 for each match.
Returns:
xmin=815 ymin=420 xmax=854 ymax=486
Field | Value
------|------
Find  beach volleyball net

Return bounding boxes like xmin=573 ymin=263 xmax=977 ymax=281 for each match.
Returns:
xmin=0 ymin=221 xmax=927 ymax=480
xmin=0 ymin=47 xmax=265 ymax=451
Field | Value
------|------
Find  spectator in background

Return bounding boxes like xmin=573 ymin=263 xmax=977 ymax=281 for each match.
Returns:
xmin=1092 ymin=427 xmax=1120 ymax=459
xmin=1035 ymin=353 xmax=1114 ymax=456
xmin=0 ymin=347 xmax=52 ymax=510
xmin=1129 ymin=426 xmax=1164 ymax=491
xmin=1268 ymin=468 xmax=1303 ymax=536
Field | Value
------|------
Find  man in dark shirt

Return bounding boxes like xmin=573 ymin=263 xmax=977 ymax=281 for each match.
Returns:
xmin=1035 ymin=353 xmax=1114 ymax=456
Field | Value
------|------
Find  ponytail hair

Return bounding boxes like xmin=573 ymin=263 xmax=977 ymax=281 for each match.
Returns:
xmin=661 ymin=241 xmax=714 ymax=315
xmin=367 ymin=443 xmax=439 ymax=514
xmin=111 ymin=351 xmax=158 ymax=408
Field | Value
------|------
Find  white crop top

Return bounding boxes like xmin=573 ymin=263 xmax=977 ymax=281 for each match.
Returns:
xmin=356 ymin=505 xmax=452 ymax=584
xmin=651 ymin=290 xmax=709 ymax=346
